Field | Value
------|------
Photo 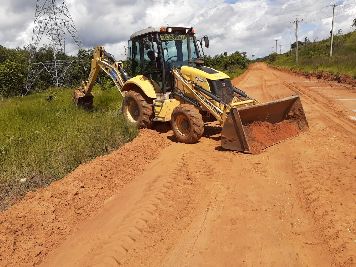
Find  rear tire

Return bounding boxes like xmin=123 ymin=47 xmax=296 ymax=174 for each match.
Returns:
xmin=171 ymin=104 xmax=204 ymax=143
xmin=122 ymin=90 xmax=153 ymax=128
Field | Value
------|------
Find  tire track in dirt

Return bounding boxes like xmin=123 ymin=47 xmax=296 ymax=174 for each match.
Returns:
xmin=0 ymin=129 xmax=171 ymax=267
xmin=239 ymin=64 xmax=356 ymax=266
xmin=86 ymin=149 xmax=202 ymax=267
xmin=46 ymin=132 xmax=334 ymax=266
xmin=158 ymin=137 xmax=333 ymax=266
xmin=292 ymin=155 xmax=355 ymax=266
xmin=42 ymin=139 xmax=225 ymax=266
xmin=123 ymin=146 xmax=227 ymax=267
xmin=280 ymin=78 xmax=356 ymax=135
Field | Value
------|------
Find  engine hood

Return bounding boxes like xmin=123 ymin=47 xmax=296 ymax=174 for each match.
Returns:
xmin=180 ymin=65 xmax=230 ymax=82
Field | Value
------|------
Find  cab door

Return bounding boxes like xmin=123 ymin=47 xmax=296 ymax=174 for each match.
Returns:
xmin=142 ymin=35 xmax=164 ymax=91
xmin=127 ymin=39 xmax=142 ymax=77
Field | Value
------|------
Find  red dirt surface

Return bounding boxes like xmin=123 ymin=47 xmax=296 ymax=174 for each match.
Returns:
xmin=0 ymin=63 xmax=355 ymax=267
xmin=246 ymin=121 xmax=300 ymax=153
xmin=0 ymin=129 xmax=170 ymax=266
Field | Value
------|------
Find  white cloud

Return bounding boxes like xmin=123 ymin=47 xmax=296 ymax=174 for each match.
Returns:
xmin=0 ymin=0 xmax=355 ymax=59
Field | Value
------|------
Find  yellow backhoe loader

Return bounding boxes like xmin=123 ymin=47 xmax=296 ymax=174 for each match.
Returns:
xmin=74 ymin=26 xmax=308 ymax=153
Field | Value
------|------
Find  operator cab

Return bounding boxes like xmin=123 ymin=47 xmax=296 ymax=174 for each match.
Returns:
xmin=127 ymin=26 xmax=208 ymax=93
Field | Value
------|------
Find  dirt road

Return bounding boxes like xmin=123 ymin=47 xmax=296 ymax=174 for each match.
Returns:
xmin=1 ymin=63 xmax=355 ymax=266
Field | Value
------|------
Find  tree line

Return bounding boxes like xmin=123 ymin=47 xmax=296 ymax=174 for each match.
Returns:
xmin=0 ymin=46 xmax=93 ymax=98
xmin=0 ymin=45 xmax=249 ymax=98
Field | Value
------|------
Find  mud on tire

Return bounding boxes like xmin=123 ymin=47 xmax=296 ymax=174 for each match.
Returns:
xmin=171 ymin=104 xmax=204 ymax=144
xmin=122 ymin=90 xmax=154 ymax=128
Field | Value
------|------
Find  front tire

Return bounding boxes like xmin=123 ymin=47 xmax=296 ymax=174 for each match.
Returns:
xmin=171 ymin=104 xmax=204 ymax=143
xmin=122 ymin=90 xmax=153 ymax=128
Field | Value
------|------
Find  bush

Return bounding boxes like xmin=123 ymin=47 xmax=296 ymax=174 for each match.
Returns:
xmin=204 ymin=51 xmax=249 ymax=76
xmin=0 ymin=60 xmax=28 ymax=97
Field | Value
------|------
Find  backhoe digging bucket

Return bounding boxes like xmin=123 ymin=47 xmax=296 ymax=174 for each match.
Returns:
xmin=73 ymin=89 xmax=94 ymax=109
xmin=221 ymin=95 xmax=308 ymax=154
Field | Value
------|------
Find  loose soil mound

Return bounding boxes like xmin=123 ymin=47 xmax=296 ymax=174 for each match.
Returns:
xmin=0 ymin=129 xmax=170 ymax=267
xmin=245 ymin=121 xmax=300 ymax=153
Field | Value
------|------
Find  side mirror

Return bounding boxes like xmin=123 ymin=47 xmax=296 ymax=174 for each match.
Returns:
xmin=203 ymin=36 xmax=210 ymax=48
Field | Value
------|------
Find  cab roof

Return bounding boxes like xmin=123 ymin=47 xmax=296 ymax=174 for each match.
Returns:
xmin=130 ymin=26 xmax=195 ymax=40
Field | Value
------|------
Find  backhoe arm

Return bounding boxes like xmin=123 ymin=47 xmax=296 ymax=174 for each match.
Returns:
xmin=172 ymin=69 xmax=257 ymax=123
xmin=172 ymin=69 xmax=226 ymax=123
xmin=74 ymin=46 xmax=129 ymax=108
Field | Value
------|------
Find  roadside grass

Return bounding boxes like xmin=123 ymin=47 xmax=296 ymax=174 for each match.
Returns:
xmin=0 ymin=86 xmax=138 ymax=209
xmin=269 ymin=31 xmax=356 ymax=78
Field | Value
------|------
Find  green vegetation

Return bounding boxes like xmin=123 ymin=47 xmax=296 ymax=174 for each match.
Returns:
xmin=0 ymin=86 xmax=137 ymax=208
xmin=267 ymin=31 xmax=356 ymax=78
xmin=0 ymin=46 xmax=94 ymax=98
xmin=0 ymin=46 xmax=29 ymax=97
xmin=204 ymin=51 xmax=249 ymax=78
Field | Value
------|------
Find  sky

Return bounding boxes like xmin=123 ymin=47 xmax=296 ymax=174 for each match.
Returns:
xmin=0 ymin=0 xmax=355 ymax=59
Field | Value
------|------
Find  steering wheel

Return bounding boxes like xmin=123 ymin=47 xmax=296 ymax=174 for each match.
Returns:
xmin=166 ymin=55 xmax=178 ymax=62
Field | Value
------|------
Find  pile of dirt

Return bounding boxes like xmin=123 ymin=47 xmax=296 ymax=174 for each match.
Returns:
xmin=245 ymin=121 xmax=300 ymax=153
xmin=0 ymin=129 xmax=170 ymax=267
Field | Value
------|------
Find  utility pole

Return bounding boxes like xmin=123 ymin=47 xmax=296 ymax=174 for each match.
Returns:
xmin=330 ymin=4 xmax=338 ymax=57
xmin=279 ymin=44 xmax=282 ymax=54
xmin=292 ymin=18 xmax=303 ymax=64
xmin=275 ymin=39 xmax=278 ymax=54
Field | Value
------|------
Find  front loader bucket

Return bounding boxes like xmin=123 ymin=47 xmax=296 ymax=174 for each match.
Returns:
xmin=221 ymin=95 xmax=308 ymax=153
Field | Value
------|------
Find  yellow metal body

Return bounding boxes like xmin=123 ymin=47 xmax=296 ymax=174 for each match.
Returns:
xmin=181 ymin=66 xmax=230 ymax=81
xmin=173 ymin=67 xmax=257 ymax=124
xmin=180 ymin=66 xmax=230 ymax=106
xmin=74 ymin=45 xmax=258 ymax=124
xmin=74 ymin=29 xmax=308 ymax=152
xmin=153 ymin=99 xmax=181 ymax=121
xmin=123 ymin=66 xmax=254 ymax=123
xmin=122 ymin=75 xmax=157 ymax=99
